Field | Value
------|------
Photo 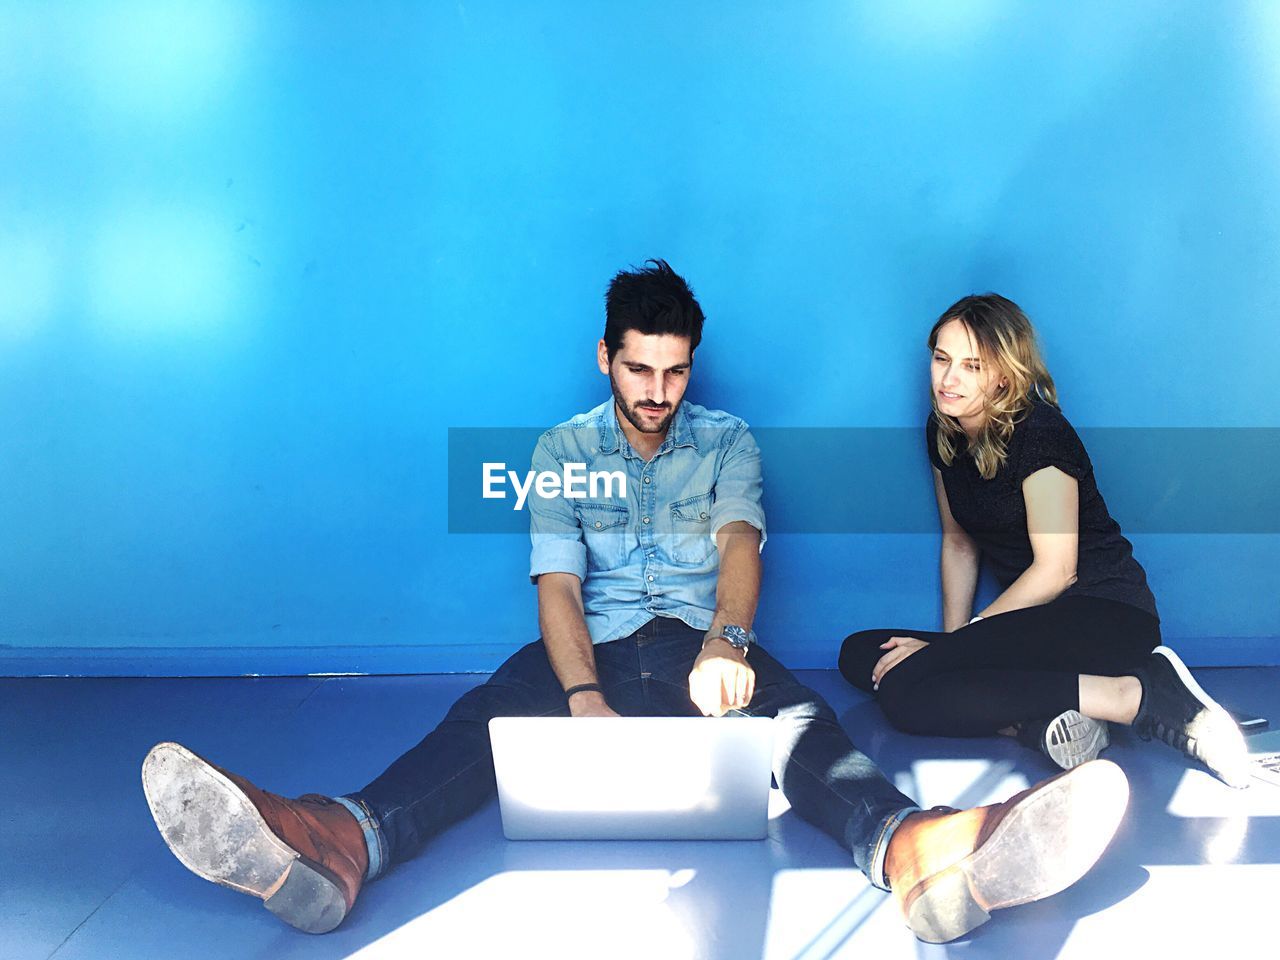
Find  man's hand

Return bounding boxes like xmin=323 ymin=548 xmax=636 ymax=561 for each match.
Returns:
xmin=689 ymin=637 xmax=755 ymax=717
xmin=568 ymin=690 xmax=620 ymax=718
xmin=871 ymin=636 xmax=929 ymax=690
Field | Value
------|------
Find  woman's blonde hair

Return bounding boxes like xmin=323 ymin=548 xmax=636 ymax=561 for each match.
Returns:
xmin=928 ymin=294 xmax=1058 ymax=479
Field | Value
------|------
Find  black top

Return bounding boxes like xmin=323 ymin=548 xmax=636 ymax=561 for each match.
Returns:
xmin=927 ymin=400 xmax=1159 ymax=620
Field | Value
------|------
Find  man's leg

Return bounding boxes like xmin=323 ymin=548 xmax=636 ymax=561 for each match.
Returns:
xmin=142 ymin=637 xmax=599 ymax=933
xmin=643 ymin=624 xmax=917 ymax=884
xmin=742 ymin=642 xmax=1129 ymax=943
xmin=341 ymin=638 xmax=575 ymax=876
xmin=731 ymin=642 xmax=922 ymax=883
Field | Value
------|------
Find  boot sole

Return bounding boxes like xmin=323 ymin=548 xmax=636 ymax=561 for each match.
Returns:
xmin=903 ymin=759 xmax=1129 ymax=943
xmin=141 ymin=741 xmax=348 ymax=934
xmin=1045 ymin=710 xmax=1110 ymax=770
xmin=1151 ymin=646 xmax=1250 ymax=788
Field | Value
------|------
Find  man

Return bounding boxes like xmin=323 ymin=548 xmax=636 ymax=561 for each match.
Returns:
xmin=142 ymin=259 xmax=1130 ymax=944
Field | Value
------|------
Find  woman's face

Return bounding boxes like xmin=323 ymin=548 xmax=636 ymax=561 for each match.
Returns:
xmin=930 ymin=318 xmax=1006 ymax=429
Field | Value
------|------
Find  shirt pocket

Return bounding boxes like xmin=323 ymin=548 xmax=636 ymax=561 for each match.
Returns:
xmin=668 ymin=491 xmax=714 ymax=565
xmin=574 ymin=501 xmax=630 ymax=572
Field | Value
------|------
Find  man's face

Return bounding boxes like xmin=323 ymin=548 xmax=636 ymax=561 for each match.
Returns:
xmin=597 ymin=331 xmax=694 ymax=435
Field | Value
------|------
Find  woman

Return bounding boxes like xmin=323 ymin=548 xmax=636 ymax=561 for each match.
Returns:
xmin=838 ymin=294 xmax=1249 ymax=786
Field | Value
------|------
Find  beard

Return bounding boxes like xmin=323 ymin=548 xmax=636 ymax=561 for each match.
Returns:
xmin=609 ymin=371 xmax=675 ymax=435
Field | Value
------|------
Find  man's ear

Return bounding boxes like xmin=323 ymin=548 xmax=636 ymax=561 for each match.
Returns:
xmin=596 ymin=339 xmax=610 ymax=375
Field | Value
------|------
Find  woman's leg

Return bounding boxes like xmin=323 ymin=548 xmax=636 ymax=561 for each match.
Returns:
xmin=838 ymin=597 xmax=1160 ymax=737
xmin=838 ymin=627 xmax=948 ymax=694
xmin=1078 ymin=674 xmax=1143 ymax=723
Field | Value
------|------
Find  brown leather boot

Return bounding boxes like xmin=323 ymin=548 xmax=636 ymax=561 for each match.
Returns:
xmin=885 ymin=758 xmax=1129 ymax=943
xmin=142 ymin=741 xmax=369 ymax=934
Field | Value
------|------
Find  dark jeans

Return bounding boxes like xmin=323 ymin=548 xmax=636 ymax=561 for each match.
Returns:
xmin=346 ymin=616 xmax=915 ymax=887
xmin=839 ymin=595 xmax=1162 ymax=737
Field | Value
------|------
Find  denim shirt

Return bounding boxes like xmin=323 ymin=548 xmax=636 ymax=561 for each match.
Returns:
xmin=528 ymin=398 xmax=767 ymax=644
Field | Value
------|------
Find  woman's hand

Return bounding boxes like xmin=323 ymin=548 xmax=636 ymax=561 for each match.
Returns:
xmin=871 ymin=636 xmax=930 ymax=690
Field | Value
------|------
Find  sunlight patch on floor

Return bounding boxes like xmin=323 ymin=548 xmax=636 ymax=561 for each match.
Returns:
xmin=1059 ymin=864 xmax=1280 ymax=956
xmin=897 ymin=758 xmax=1032 ymax=810
xmin=344 ymin=870 xmax=698 ymax=960
xmin=1165 ymin=769 xmax=1280 ymax=818
xmin=762 ymin=869 xmax=906 ymax=959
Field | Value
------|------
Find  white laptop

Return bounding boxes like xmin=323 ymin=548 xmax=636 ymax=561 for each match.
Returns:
xmin=488 ymin=716 xmax=775 ymax=840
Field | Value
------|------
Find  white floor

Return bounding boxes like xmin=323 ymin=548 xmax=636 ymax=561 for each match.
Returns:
xmin=5 ymin=667 xmax=1278 ymax=960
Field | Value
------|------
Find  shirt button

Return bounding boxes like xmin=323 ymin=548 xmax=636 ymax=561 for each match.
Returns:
xmin=642 ymin=516 xmax=650 ymax=524
xmin=643 ymin=476 xmax=651 ymax=484
xmin=647 ymin=575 xmax=654 ymax=582
xmin=700 ymin=512 xmax=708 ymax=520
xmin=594 ymin=521 xmax=602 ymax=529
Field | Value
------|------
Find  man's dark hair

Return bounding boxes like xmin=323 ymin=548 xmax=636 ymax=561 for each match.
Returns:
xmin=603 ymin=259 xmax=704 ymax=362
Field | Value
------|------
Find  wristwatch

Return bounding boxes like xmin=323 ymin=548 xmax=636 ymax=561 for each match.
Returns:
xmin=713 ymin=624 xmax=755 ymax=655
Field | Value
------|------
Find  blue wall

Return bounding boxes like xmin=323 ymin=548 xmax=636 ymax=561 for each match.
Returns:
xmin=2 ymin=1 xmax=1277 ymax=676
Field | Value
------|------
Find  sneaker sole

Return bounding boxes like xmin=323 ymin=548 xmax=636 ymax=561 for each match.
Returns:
xmin=1045 ymin=710 xmax=1110 ymax=770
xmin=1151 ymin=646 xmax=1251 ymax=788
xmin=904 ymin=759 xmax=1129 ymax=943
xmin=141 ymin=742 xmax=348 ymax=934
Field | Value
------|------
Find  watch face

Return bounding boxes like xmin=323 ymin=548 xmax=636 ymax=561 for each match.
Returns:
xmin=722 ymin=625 xmax=751 ymax=648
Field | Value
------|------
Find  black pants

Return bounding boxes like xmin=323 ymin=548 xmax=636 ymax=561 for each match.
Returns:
xmin=838 ymin=595 xmax=1161 ymax=737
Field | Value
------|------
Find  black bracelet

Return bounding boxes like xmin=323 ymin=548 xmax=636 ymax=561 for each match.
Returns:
xmin=564 ymin=683 xmax=603 ymax=700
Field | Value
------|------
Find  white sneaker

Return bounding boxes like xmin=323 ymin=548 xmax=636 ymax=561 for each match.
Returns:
xmin=1038 ymin=709 xmax=1111 ymax=770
